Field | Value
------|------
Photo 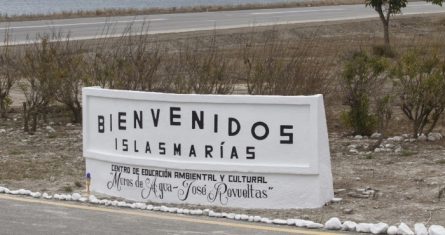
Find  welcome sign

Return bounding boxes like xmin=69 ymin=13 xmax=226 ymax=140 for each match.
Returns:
xmin=82 ymin=87 xmax=333 ymax=209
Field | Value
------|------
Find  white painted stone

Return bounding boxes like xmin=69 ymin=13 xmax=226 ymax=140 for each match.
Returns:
xmin=414 ymin=223 xmax=428 ymax=235
xmin=117 ymin=201 xmax=126 ymax=207
xmin=160 ymin=206 xmax=168 ymax=212
xmin=305 ymin=221 xmax=324 ymax=229
xmin=287 ymin=219 xmax=295 ymax=226
xmin=31 ymin=192 xmax=41 ymax=198
xmin=227 ymin=213 xmax=236 ymax=219
xmin=59 ymin=194 xmax=67 ymax=200
xmin=71 ymin=193 xmax=81 ymax=201
xmin=88 ymin=195 xmax=97 ymax=202
xmin=18 ymin=189 xmax=31 ymax=195
xmin=248 ymin=216 xmax=254 ymax=222
xmin=295 ymin=219 xmax=306 ymax=227
xmin=260 ymin=218 xmax=272 ymax=224
xmin=208 ymin=211 xmax=216 ymax=217
xmin=176 ymin=208 xmax=183 ymax=214
xmin=83 ymin=88 xmax=334 ymax=209
xmin=79 ymin=197 xmax=87 ymax=202
xmin=342 ymin=221 xmax=357 ymax=231
xmin=387 ymin=226 xmax=398 ymax=235
xmin=104 ymin=200 xmax=112 ymax=206
xmin=182 ymin=209 xmax=189 ymax=214
xmin=398 ymin=223 xmax=415 ymax=235
xmin=0 ymin=187 xmax=6 ymax=193
xmin=272 ymin=219 xmax=287 ymax=225
xmin=429 ymin=225 xmax=445 ymax=235
xmin=146 ymin=205 xmax=153 ymax=210
xmin=324 ymin=217 xmax=342 ymax=230
xmin=240 ymin=214 xmax=249 ymax=220
xmin=65 ymin=195 xmax=72 ymax=201
xmin=370 ymin=222 xmax=388 ymax=234
xmin=253 ymin=216 xmax=262 ymax=222
xmin=42 ymin=193 xmax=52 ymax=199
xmin=356 ymin=223 xmax=372 ymax=233
xmin=234 ymin=214 xmax=241 ymax=220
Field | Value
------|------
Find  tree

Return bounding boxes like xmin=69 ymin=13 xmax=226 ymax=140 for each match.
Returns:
xmin=365 ymin=0 xmax=443 ymax=51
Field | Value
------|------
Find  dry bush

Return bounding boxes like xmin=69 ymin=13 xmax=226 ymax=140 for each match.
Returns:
xmin=241 ymin=30 xmax=334 ymax=96
xmin=393 ymin=49 xmax=445 ymax=137
xmin=178 ymin=35 xmax=235 ymax=94
xmin=0 ymin=32 xmax=18 ymax=118
xmin=19 ymin=35 xmax=60 ymax=133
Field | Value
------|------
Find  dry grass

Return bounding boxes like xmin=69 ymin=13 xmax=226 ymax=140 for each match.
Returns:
xmin=0 ymin=0 xmax=363 ymax=22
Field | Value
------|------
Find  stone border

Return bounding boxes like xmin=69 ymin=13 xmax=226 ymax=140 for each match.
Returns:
xmin=0 ymin=186 xmax=444 ymax=235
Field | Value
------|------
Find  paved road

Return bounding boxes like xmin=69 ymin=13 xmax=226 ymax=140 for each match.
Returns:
xmin=0 ymin=2 xmax=444 ymax=44
xmin=0 ymin=194 xmax=343 ymax=235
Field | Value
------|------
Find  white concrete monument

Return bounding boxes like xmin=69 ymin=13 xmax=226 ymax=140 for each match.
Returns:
xmin=82 ymin=87 xmax=333 ymax=209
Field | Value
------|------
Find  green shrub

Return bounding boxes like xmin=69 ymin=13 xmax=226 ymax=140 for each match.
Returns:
xmin=341 ymin=51 xmax=387 ymax=136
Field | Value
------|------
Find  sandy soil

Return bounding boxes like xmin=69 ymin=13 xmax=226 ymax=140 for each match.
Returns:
xmin=1 ymin=13 xmax=445 ymax=227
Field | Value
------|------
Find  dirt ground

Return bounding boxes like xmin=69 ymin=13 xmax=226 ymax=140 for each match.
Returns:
xmin=1 ymin=13 xmax=445 ymax=227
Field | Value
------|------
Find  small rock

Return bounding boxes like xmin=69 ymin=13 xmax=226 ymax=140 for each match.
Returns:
xmin=398 ymin=222 xmax=415 ymax=235
xmin=176 ymin=208 xmax=183 ymax=214
xmin=354 ymin=135 xmax=363 ymax=140
xmin=428 ymin=136 xmax=436 ymax=141
xmin=325 ymin=217 xmax=342 ymax=230
xmin=348 ymin=144 xmax=358 ymax=149
xmin=331 ymin=197 xmax=343 ymax=203
xmin=42 ymin=192 xmax=52 ymax=199
xmin=342 ymin=221 xmax=357 ymax=231
xmin=429 ymin=225 xmax=445 ymax=235
xmin=417 ymin=134 xmax=427 ymax=141
xmin=0 ymin=129 xmax=6 ymax=134
xmin=371 ymin=133 xmax=382 ymax=139
xmin=356 ymin=223 xmax=372 ymax=233
xmin=385 ymin=143 xmax=395 ymax=148
xmin=371 ymin=222 xmax=388 ymax=234
xmin=343 ymin=208 xmax=353 ymax=214
xmin=88 ymin=195 xmax=98 ymax=202
xmin=272 ymin=219 xmax=287 ymax=225
xmin=392 ymin=136 xmax=404 ymax=142
xmin=146 ymin=205 xmax=154 ymax=210
xmin=78 ymin=197 xmax=87 ymax=202
xmin=45 ymin=126 xmax=56 ymax=133
xmin=253 ymin=216 xmax=262 ymax=222
xmin=414 ymin=223 xmax=428 ymax=235
xmin=349 ymin=149 xmax=359 ymax=154
xmin=387 ymin=226 xmax=398 ymax=235
xmin=395 ymin=147 xmax=403 ymax=153
xmin=374 ymin=148 xmax=382 ymax=153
